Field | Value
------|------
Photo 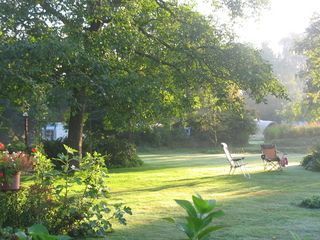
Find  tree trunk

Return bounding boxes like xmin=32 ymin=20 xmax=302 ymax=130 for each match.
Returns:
xmin=66 ymin=88 xmax=86 ymax=159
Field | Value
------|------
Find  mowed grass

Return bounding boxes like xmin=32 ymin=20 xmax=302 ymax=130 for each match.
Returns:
xmin=107 ymin=151 xmax=320 ymax=240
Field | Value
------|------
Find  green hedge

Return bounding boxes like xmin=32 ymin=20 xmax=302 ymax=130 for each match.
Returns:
xmin=265 ymin=124 xmax=320 ymax=141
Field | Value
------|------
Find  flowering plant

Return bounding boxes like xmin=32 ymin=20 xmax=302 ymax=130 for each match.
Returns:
xmin=0 ymin=151 xmax=23 ymax=176
xmin=0 ymin=142 xmax=5 ymax=151
xmin=0 ymin=142 xmax=34 ymax=176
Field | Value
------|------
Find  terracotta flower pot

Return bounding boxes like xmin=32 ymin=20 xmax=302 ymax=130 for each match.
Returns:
xmin=0 ymin=171 xmax=21 ymax=191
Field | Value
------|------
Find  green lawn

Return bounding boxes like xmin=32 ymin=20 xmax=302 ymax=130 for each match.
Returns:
xmin=108 ymin=151 xmax=320 ymax=240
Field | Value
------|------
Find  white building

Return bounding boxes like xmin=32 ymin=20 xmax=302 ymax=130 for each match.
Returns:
xmin=42 ymin=122 xmax=68 ymax=141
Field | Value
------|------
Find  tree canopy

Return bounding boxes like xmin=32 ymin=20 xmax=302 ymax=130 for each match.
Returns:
xmin=297 ymin=15 xmax=320 ymax=120
xmin=0 ymin=0 xmax=286 ymax=154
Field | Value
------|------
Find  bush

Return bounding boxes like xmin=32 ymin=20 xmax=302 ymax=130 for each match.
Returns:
xmin=134 ymin=110 xmax=256 ymax=148
xmin=265 ymin=124 xmax=320 ymax=141
xmin=134 ymin=126 xmax=190 ymax=147
xmin=6 ymin=139 xmax=26 ymax=153
xmin=0 ymin=223 xmax=72 ymax=240
xmin=42 ymin=139 xmax=67 ymax=169
xmin=299 ymin=195 xmax=320 ymax=209
xmin=215 ymin=110 xmax=256 ymax=146
xmin=301 ymin=145 xmax=320 ymax=171
xmin=42 ymin=138 xmax=66 ymax=159
xmin=96 ymin=137 xmax=143 ymax=168
xmin=0 ymin=145 xmax=132 ymax=237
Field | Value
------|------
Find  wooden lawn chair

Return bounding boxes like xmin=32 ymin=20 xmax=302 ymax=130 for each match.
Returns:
xmin=221 ymin=143 xmax=250 ymax=178
xmin=260 ymin=144 xmax=283 ymax=171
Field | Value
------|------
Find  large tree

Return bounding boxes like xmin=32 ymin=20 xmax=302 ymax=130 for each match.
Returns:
xmin=297 ymin=15 xmax=320 ymax=120
xmin=0 ymin=0 xmax=286 ymax=156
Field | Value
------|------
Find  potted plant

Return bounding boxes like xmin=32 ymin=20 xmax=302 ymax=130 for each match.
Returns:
xmin=0 ymin=143 xmax=34 ymax=191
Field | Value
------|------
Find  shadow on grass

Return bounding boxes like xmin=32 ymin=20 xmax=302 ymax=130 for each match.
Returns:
xmin=109 ymin=153 xmax=252 ymax=174
xmin=109 ymin=166 xmax=320 ymax=240
xmin=107 ymin=151 xmax=319 ymax=240
xmin=112 ymin=175 xmax=245 ymax=194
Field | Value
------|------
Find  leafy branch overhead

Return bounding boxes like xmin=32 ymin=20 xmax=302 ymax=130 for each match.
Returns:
xmin=0 ymin=0 xmax=286 ymax=152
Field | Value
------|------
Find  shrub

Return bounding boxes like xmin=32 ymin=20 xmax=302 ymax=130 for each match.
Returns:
xmin=42 ymin=138 xmax=67 ymax=169
xmin=135 ymin=110 xmax=256 ymax=148
xmin=42 ymin=138 xmax=66 ymax=159
xmin=0 ymin=223 xmax=71 ymax=240
xmin=299 ymin=195 xmax=320 ymax=209
xmin=265 ymin=124 xmax=320 ymax=141
xmin=134 ymin=126 xmax=190 ymax=147
xmin=6 ymin=139 xmax=26 ymax=153
xmin=301 ymin=145 xmax=320 ymax=171
xmin=0 ymin=145 xmax=132 ymax=238
xmin=96 ymin=137 xmax=143 ymax=168
xmin=216 ymin=110 xmax=256 ymax=146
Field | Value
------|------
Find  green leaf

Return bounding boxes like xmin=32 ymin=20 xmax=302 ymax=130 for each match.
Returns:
xmin=30 ymin=233 xmax=57 ymax=240
xmin=55 ymin=235 xmax=73 ymax=240
xmin=176 ymin=223 xmax=194 ymax=239
xmin=63 ymin=144 xmax=77 ymax=154
xmin=203 ymin=209 xmax=224 ymax=224
xmin=124 ymin=206 xmax=132 ymax=215
xmin=198 ymin=225 xmax=224 ymax=240
xmin=192 ymin=195 xmax=216 ymax=214
xmin=175 ymin=199 xmax=197 ymax=217
xmin=14 ymin=231 xmax=28 ymax=240
xmin=186 ymin=215 xmax=204 ymax=233
xmin=28 ymin=224 xmax=49 ymax=235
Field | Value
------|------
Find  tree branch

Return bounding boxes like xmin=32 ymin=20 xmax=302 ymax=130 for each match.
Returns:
xmin=154 ymin=0 xmax=176 ymax=17
xmin=134 ymin=50 xmax=181 ymax=72
xmin=138 ymin=26 xmax=174 ymax=50
xmin=39 ymin=0 xmax=71 ymax=26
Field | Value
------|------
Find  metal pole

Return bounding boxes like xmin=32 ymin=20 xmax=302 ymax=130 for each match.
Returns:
xmin=23 ymin=112 xmax=29 ymax=149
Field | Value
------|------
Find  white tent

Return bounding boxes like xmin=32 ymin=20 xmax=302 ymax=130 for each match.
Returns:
xmin=250 ymin=120 xmax=276 ymax=140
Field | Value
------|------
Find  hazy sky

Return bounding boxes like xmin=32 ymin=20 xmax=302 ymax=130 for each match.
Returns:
xmin=236 ymin=0 xmax=320 ymax=52
xmin=197 ymin=0 xmax=320 ymax=52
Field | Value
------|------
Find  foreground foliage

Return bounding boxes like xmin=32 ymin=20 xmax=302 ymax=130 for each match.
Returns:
xmin=0 ymin=223 xmax=71 ymax=240
xmin=0 ymin=145 xmax=131 ymax=238
xmin=165 ymin=195 xmax=224 ymax=240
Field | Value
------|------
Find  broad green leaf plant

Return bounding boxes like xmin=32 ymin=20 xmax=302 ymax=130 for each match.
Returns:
xmin=0 ymin=145 xmax=131 ymax=238
xmin=165 ymin=195 xmax=224 ymax=240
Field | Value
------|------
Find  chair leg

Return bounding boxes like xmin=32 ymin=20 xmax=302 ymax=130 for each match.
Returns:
xmin=264 ymin=161 xmax=282 ymax=171
xmin=229 ymin=166 xmax=233 ymax=175
xmin=263 ymin=161 xmax=267 ymax=171
xmin=232 ymin=167 xmax=237 ymax=175
xmin=240 ymin=165 xmax=250 ymax=179
xmin=276 ymin=162 xmax=283 ymax=171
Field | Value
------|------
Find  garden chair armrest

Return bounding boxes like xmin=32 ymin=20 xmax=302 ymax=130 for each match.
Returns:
xmin=232 ymin=157 xmax=244 ymax=161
